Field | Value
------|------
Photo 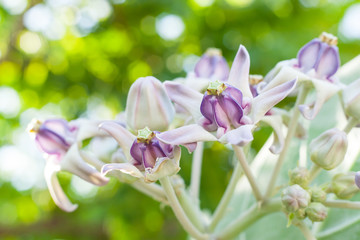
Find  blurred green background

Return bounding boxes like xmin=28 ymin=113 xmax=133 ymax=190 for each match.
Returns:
xmin=0 ymin=0 xmax=360 ymax=239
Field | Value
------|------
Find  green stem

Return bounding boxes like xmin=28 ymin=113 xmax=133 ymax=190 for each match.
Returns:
xmin=131 ymin=180 xmax=169 ymax=204
xmin=190 ymin=141 xmax=204 ymax=203
xmin=323 ymin=200 xmax=360 ymax=209
xmin=308 ymin=164 xmax=322 ymax=183
xmin=177 ymin=188 xmax=205 ymax=232
xmin=233 ymin=145 xmax=263 ymax=202
xmin=215 ymin=198 xmax=282 ymax=240
xmin=265 ymin=84 xmax=309 ymax=199
xmin=209 ymin=162 xmax=243 ymax=231
xmin=343 ymin=117 xmax=359 ymax=134
xmin=293 ymin=220 xmax=316 ymax=240
xmin=159 ymin=177 xmax=208 ymax=240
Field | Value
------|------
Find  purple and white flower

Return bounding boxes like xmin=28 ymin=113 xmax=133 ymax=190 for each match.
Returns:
xmin=263 ymin=32 xmax=341 ymax=120
xmin=156 ymin=45 xmax=296 ymax=149
xmin=28 ymin=118 xmax=109 ymax=212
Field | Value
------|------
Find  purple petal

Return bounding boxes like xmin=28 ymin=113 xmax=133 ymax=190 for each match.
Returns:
xmin=213 ymin=57 xmax=230 ymax=81
xmin=99 ymin=121 xmax=136 ymax=157
xmin=200 ymin=94 xmax=217 ymax=131
xmin=43 ymin=119 xmax=72 ymax=136
xmin=315 ymin=46 xmax=340 ymax=80
xmin=156 ymin=124 xmax=217 ymax=146
xmin=213 ymin=98 xmax=231 ymax=136
xmin=227 ymin=45 xmax=252 ymax=98
xmin=218 ymin=94 xmax=243 ymax=128
xmin=130 ymin=141 xmax=144 ymax=166
xmin=44 ymin=161 xmax=78 ymax=212
xmin=157 ymin=138 xmax=175 ymax=158
xmin=35 ymin=131 xmax=69 ymax=156
xmin=164 ymin=81 xmax=203 ymax=121
xmin=220 ymin=124 xmax=254 ymax=146
xmin=355 ymin=172 xmax=360 ymax=189
xmin=194 ymin=52 xmax=229 ymax=81
xmin=297 ymin=39 xmax=322 ymax=72
xmin=183 ymin=142 xmax=197 ymax=153
xmin=142 ymin=146 xmax=157 ymax=168
xmin=250 ymin=79 xmax=297 ymax=123
xmin=223 ymin=85 xmax=243 ymax=104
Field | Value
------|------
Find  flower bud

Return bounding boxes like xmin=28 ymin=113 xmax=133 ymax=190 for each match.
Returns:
xmin=309 ymin=186 xmax=327 ymax=203
xmin=309 ymin=128 xmax=348 ymax=170
xmin=297 ymin=32 xmax=340 ymax=81
xmin=194 ymin=48 xmax=229 ymax=81
xmin=126 ymin=76 xmax=175 ymax=132
xmin=281 ymin=184 xmax=311 ymax=212
xmin=294 ymin=208 xmax=306 ymax=220
xmin=306 ymin=202 xmax=328 ymax=222
xmin=28 ymin=119 xmax=76 ymax=160
xmin=331 ymin=172 xmax=359 ymax=199
xmin=288 ymin=167 xmax=310 ymax=188
xmin=342 ymin=78 xmax=360 ymax=120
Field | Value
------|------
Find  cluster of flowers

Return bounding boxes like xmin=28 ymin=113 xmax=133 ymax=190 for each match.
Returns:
xmin=28 ymin=32 xmax=360 ymax=239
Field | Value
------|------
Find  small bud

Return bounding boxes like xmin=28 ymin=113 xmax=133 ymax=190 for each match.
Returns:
xmin=281 ymin=184 xmax=311 ymax=212
xmin=309 ymin=128 xmax=348 ymax=170
xmin=194 ymin=48 xmax=229 ymax=81
xmin=126 ymin=76 xmax=175 ymax=132
xmin=288 ymin=167 xmax=310 ymax=188
xmin=309 ymin=186 xmax=327 ymax=203
xmin=306 ymin=202 xmax=328 ymax=222
xmin=331 ymin=172 xmax=359 ymax=199
xmin=342 ymin=78 xmax=360 ymax=120
xmin=294 ymin=208 xmax=307 ymax=220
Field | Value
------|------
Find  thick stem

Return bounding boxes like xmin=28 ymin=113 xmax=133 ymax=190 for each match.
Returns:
xmin=215 ymin=198 xmax=282 ymax=240
xmin=308 ymin=164 xmax=322 ymax=183
xmin=159 ymin=177 xmax=208 ymax=240
xmin=233 ymin=146 xmax=263 ymax=202
xmin=190 ymin=142 xmax=204 ymax=203
xmin=293 ymin=220 xmax=316 ymax=240
xmin=177 ymin=188 xmax=205 ymax=232
xmin=131 ymin=180 xmax=169 ymax=204
xmin=265 ymin=84 xmax=309 ymax=199
xmin=209 ymin=162 xmax=243 ymax=231
xmin=324 ymin=200 xmax=360 ymax=209
xmin=343 ymin=117 xmax=359 ymax=134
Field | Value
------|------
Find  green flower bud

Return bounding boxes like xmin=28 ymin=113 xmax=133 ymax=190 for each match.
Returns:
xmin=309 ymin=128 xmax=348 ymax=170
xmin=331 ymin=172 xmax=359 ymax=199
xmin=294 ymin=208 xmax=306 ymax=220
xmin=306 ymin=202 xmax=328 ymax=222
xmin=281 ymin=184 xmax=311 ymax=212
xmin=289 ymin=167 xmax=310 ymax=188
xmin=309 ymin=186 xmax=327 ymax=203
xmin=342 ymin=78 xmax=360 ymax=120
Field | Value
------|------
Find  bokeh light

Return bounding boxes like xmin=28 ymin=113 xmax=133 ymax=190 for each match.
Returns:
xmin=156 ymin=14 xmax=185 ymax=40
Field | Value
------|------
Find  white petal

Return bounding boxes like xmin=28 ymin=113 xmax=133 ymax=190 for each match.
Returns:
xmin=260 ymin=115 xmax=284 ymax=154
xmin=156 ymin=124 xmax=217 ymax=146
xmin=220 ymin=124 xmax=254 ymax=146
xmin=250 ymin=79 xmax=297 ymax=123
xmin=101 ymin=162 xmax=144 ymax=179
xmin=227 ymin=45 xmax=252 ymax=98
xmin=44 ymin=161 xmax=78 ymax=212
xmin=164 ymin=81 xmax=203 ymax=121
xmin=61 ymin=144 xmax=109 ymax=186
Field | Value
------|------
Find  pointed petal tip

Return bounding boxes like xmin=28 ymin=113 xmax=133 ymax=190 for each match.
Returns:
xmin=298 ymin=104 xmax=316 ymax=120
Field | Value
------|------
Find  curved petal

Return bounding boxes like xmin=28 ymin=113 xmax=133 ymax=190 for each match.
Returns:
xmin=260 ymin=115 xmax=285 ymax=154
xmin=200 ymin=94 xmax=217 ymax=131
xmin=250 ymin=79 xmax=297 ymax=123
xmin=99 ymin=121 xmax=136 ymax=159
xmin=218 ymin=95 xmax=243 ymax=128
xmin=213 ymin=98 xmax=231 ymax=137
xmin=156 ymin=124 xmax=217 ymax=146
xmin=60 ymin=144 xmax=109 ymax=186
xmin=219 ymin=124 xmax=254 ymax=146
xmin=316 ymin=46 xmax=340 ymax=80
xmin=227 ymin=45 xmax=252 ymax=98
xmin=299 ymin=78 xmax=340 ymax=120
xmin=70 ymin=119 xmax=106 ymax=141
xmin=297 ymin=39 xmax=321 ymax=72
xmin=101 ymin=162 xmax=144 ymax=179
xmin=44 ymin=161 xmax=78 ymax=212
xmin=164 ymin=81 xmax=203 ymax=121
xmin=144 ymin=146 xmax=181 ymax=183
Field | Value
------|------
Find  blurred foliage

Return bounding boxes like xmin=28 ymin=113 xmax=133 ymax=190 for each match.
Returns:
xmin=0 ymin=0 xmax=360 ymax=239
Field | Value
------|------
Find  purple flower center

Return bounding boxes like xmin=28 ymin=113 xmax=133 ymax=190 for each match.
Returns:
xmin=130 ymin=128 xmax=175 ymax=170
xmin=296 ymin=32 xmax=340 ymax=81
xmin=200 ymin=81 xmax=244 ymax=135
